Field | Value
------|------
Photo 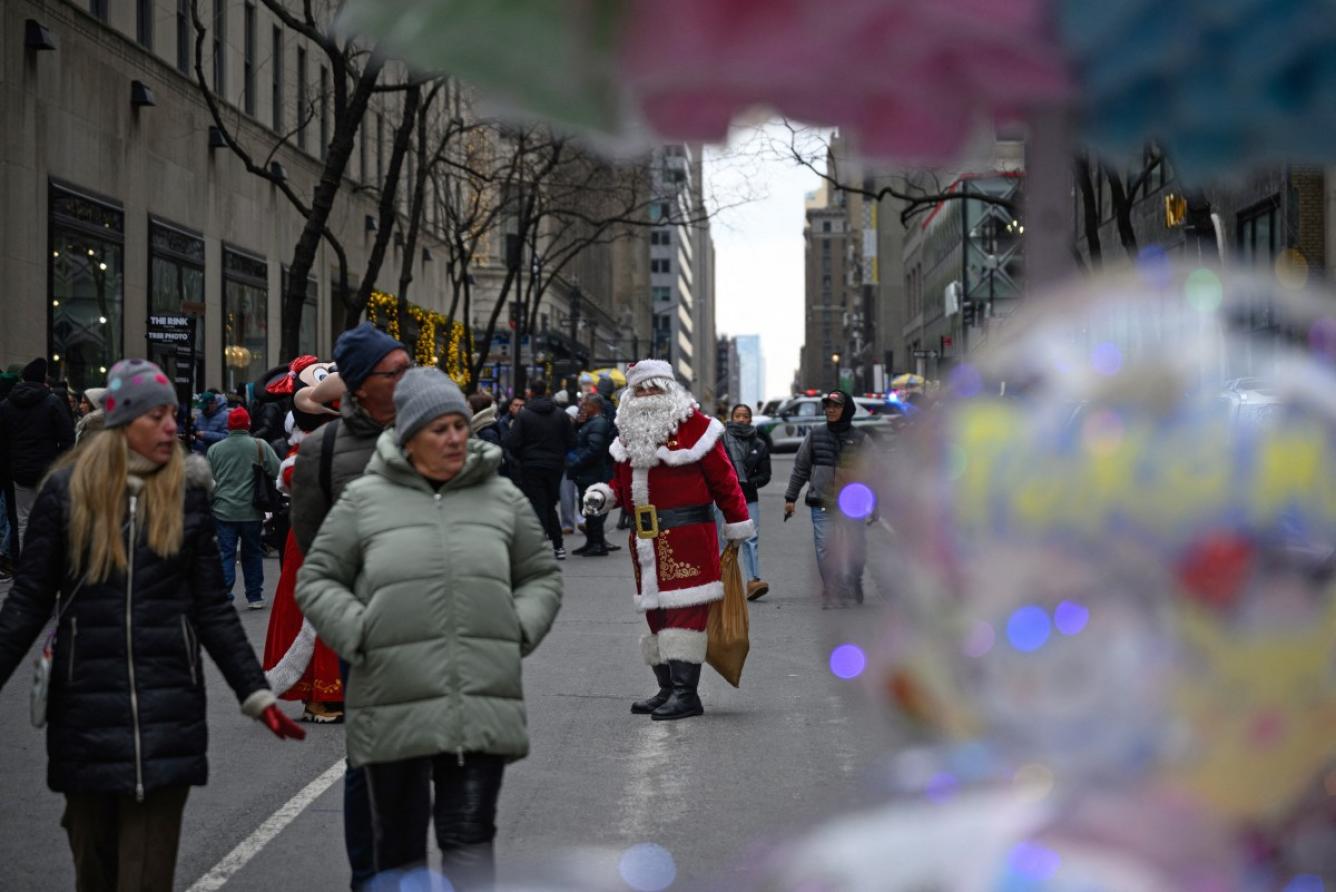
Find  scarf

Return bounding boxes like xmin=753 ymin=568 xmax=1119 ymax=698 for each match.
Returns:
xmin=470 ymin=404 xmax=498 ymax=434
xmin=724 ymin=422 xmax=754 ymax=484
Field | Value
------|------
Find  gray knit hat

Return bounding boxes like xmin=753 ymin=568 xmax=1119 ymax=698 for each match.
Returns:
xmin=103 ymin=358 xmax=178 ymax=428
xmin=393 ymin=367 xmax=472 ymax=445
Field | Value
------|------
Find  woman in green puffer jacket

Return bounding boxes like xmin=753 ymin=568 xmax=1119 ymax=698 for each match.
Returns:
xmin=296 ymin=368 xmax=561 ymax=890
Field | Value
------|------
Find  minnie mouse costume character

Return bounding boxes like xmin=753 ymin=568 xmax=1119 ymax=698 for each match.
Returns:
xmin=257 ymin=355 xmax=347 ymax=723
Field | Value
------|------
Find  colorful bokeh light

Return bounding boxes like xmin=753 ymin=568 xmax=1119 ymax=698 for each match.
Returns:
xmin=1006 ymin=605 xmax=1051 ymax=652
xmin=1054 ymin=601 xmax=1090 ymax=636
xmin=829 ymin=643 xmax=867 ymax=680
xmin=838 ymin=482 xmax=877 ymax=520
xmin=618 ymin=843 xmax=677 ymax=892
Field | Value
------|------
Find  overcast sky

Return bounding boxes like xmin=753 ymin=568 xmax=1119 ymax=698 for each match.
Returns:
xmin=705 ymin=121 xmax=825 ymax=398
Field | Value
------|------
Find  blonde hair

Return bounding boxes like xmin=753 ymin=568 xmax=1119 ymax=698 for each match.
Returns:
xmin=62 ymin=429 xmax=186 ymax=583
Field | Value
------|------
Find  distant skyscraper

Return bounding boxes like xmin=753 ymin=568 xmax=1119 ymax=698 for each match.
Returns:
xmin=735 ymin=335 xmax=764 ymax=408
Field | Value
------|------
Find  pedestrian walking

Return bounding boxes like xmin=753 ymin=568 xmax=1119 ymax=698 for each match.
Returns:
xmin=554 ymin=390 xmax=579 ymax=534
xmin=783 ymin=389 xmax=873 ymax=607
xmin=75 ymin=387 xmax=109 ymax=445
xmin=468 ymin=392 xmax=511 ymax=478
xmin=581 ymin=360 xmax=754 ymax=720
xmin=568 ymin=394 xmax=614 ymax=557
xmin=722 ymin=403 xmax=772 ymax=599
xmin=288 ymin=322 xmax=410 ymax=889
xmin=0 ymin=357 xmax=76 ymax=558
xmin=206 ymin=407 xmax=282 ymax=609
xmin=0 ymin=358 xmax=303 ymax=892
xmin=191 ymin=389 xmax=229 ymax=455
xmin=297 ymin=368 xmax=561 ymax=891
xmin=504 ymin=379 xmax=575 ymax=560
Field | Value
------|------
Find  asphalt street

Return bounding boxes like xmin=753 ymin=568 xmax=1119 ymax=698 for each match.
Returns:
xmin=0 ymin=455 xmax=904 ymax=891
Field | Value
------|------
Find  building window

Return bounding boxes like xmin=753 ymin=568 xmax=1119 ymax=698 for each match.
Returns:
xmin=222 ymin=248 xmax=269 ymax=391
xmin=272 ymin=26 xmax=284 ymax=132
xmin=212 ymin=0 xmax=226 ymax=94
xmin=652 ymin=286 xmax=672 ymax=303
xmin=49 ymin=184 xmax=125 ymax=392
xmin=650 ymin=201 xmax=672 ymax=222
xmin=137 ymin=0 xmax=153 ymax=48
xmin=651 ymin=229 xmax=672 ymax=246
xmin=282 ymin=269 xmax=319 ymax=355
xmin=148 ymin=219 xmax=206 ymax=393
xmin=651 ymin=258 xmax=671 ymax=275
xmin=177 ymin=0 xmax=189 ymax=74
xmin=1237 ymin=197 xmax=1280 ymax=265
xmin=90 ymin=0 xmax=108 ymax=22
xmin=296 ymin=47 xmax=308 ymax=151
xmin=319 ymin=66 xmax=329 ymax=160
xmin=243 ymin=4 xmax=256 ymax=116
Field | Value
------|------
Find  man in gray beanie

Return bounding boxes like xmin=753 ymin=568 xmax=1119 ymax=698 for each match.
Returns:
xmin=287 ymin=324 xmax=409 ymax=888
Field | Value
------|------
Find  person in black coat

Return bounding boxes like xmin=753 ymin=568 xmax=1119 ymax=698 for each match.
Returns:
xmin=468 ymin=391 xmax=511 ymax=477
xmin=567 ymin=394 xmax=615 ymax=557
xmin=722 ymin=403 xmax=773 ymax=599
xmin=0 ymin=358 xmax=76 ymax=559
xmin=505 ymin=380 xmax=575 ymax=558
xmin=0 ymin=358 xmax=304 ymax=892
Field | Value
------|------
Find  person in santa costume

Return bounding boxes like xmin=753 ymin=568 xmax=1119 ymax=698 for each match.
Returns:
xmin=257 ymin=355 xmax=347 ymax=723
xmin=582 ymin=359 xmax=755 ymax=720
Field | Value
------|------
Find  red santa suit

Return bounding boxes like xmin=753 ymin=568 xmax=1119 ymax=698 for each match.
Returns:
xmin=605 ymin=405 xmax=755 ymax=665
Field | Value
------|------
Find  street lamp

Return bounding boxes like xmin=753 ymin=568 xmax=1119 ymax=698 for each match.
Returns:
xmin=831 ymin=352 xmax=841 ymax=389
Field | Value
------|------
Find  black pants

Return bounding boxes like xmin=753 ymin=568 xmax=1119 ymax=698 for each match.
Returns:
xmin=62 ymin=785 xmax=190 ymax=892
xmin=519 ymin=468 xmax=564 ymax=548
xmin=576 ymin=481 xmax=607 ymax=547
xmin=364 ymin=753 xmax=505 ymax=891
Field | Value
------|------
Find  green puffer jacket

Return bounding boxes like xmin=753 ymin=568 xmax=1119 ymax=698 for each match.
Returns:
xmin=295 ymin=431 xmax=562 ymax=767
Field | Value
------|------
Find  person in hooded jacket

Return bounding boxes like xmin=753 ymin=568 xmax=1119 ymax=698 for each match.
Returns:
xmin=722 ymin=404 xmax=772 ymax=600
xmin=0 ymin=358 xmax=304 ymax=892
xmin=783 ymin=389 xmax=872 ymax=607
xmin=297 ymin=368 xmax=561 ymax=891
xmin=567 ymin=394 xmax=614 ymax=557
xmin=191 ymin=390 xmax=230 ymax=455
xmin=0 ymin=357 xmax=76 ymax=558
xmin=504 ymin=379 xmax=575 ymax=559
xmin=468 ymin=391 xmax=511 ymax=477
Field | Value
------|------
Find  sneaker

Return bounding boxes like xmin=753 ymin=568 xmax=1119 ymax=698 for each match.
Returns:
xmin=247 ymin=599 xmax=267 ymax=610
xmin=746 ymin=580 xmax=770 ymax=601
xmin=301 ymin=702 xmax=345 ymax=724
xmin=561 ymin=527 xmax=574 ymax=535
xmin=554 ymin=546 xmax=567 ymax=561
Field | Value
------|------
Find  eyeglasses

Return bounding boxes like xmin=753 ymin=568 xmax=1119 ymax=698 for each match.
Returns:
xmin=365 ymin=363 xmax=413 ymax=380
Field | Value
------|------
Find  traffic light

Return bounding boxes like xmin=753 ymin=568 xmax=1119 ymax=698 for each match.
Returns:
xmin=961 ymin=300 xmax=976 ymax=327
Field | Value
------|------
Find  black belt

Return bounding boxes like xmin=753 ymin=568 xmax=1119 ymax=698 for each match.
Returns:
xmin=634 ymin=503 xmax=713 ymax=539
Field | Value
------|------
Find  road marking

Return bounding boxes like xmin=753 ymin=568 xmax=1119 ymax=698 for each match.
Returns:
xmin=185 ymin=758 xmax=345 ymax=892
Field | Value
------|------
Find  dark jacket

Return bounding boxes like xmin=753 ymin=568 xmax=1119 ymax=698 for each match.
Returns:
xmin=0 ymin=467 xmax=269 ymax=796
xmin=249 ymin=399 xmax=287 ymax=445
xmin=289 ymin=396 xmax=385 ymax=554
xmin=566 ymin=413 xmax=612 ymax=489
xmin=505 ymin=397 xmax=574 ymax=475
xmin=784 ymin=393 xmax=867 ymax=508
xmin=723 ymin=424 xmax=772 ymax=504
xmin=0 ymin=382 xmax=76 ymax=487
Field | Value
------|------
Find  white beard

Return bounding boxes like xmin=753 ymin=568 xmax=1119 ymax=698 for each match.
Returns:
xmin=616 ymin=383 xmax=696 ymax=468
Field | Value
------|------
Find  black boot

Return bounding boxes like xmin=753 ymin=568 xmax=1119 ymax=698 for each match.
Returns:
xmin=630 ymin=663 xmax=673 ymax=714
xmin=651 ymin=660 xmax=704 ymax=721
xmin=440 ymin=841 xmax=494 ymax=892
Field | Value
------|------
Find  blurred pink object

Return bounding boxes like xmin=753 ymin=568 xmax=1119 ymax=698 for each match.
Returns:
xmin=621 ymin=0 xmax=1071 ymax=159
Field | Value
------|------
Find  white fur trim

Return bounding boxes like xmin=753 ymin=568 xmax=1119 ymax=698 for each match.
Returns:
xmin=635 ymin=579 xmax=723 ymax=611
xmin=264 ymin=619 xmax=317 ymax=695
xmin=630 ymin=465 xmax=660 ymax=608
xmin=657 ymin=628 xmax=708 ymax=663
xmin=610 ymin=437 xmax=628 ymax=463
xmin=287 ymin=425 xmax=308 ymax=446
xmin=641 ymin=633 xmax=662 ymax=666
xmin=626 ymin=359 xmax=673 ymax=389
xmin=723 ymin=518 xmax=756 ymax=541
xmin=240 ymin=688 xmax=277 ymax=718
xmin=583 ymin=482 xmax=615 ymax=516
xmin=276 ymin=454 xmax=297 ymax=495
xmin=656 ymin=416 xmax=724 ymax=466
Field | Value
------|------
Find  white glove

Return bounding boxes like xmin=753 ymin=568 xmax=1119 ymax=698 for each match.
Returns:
xmin=582 ymin=482 xmax=614 ymax=517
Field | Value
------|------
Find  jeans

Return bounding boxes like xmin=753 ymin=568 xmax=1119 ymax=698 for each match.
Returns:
xmin=810 ymin=506 xmax=866 ymax=600
xmin=215 ymin=519 xmax=264 ymax=603
xmin=741 ymin=501 xmax=761 ymax=580
xmin=340 ymin=660 xmax=376 ymax=889
xmin=559 ymin=474 xmax=578 ymax=530
xmin=519 ymin=468 xmax=564 ymax=549
xmin=364 ymin=753 xmax=506 ymax=892
xmin=62 ymin=785 xmax=189 ymax=892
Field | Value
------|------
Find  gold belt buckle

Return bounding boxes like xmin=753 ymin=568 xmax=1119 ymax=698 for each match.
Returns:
xmin=634 ymin=504 xmax=659 ymax=539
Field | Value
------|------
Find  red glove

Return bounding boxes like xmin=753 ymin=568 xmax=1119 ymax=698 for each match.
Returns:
xmin=260 ymin=704 xmax=306 ymax=741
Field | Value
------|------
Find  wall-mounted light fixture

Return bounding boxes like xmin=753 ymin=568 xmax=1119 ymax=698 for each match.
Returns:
xmin=422 ymin=248 xmax=432 ymax=263
xmin=130 ymin=80 xmax=156 ymax=108
xmin=269 ymin=161 xmax=288 ymax=182
xmin=364 ymin=215 xmax=377 ymax=232
xmin=209 ymin=126 xmax=227 ymax=149
xmin=25 ymin=19 xmax=57 ymax=51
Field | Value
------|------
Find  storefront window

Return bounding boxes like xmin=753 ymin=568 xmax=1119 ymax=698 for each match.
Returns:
xmin=223 ymin=248 xmax=268 ymax=391
xmin=49 ymin=184 xmax=124 ymax=392
xmin=149 ymin=219 xmax=205 ymax=398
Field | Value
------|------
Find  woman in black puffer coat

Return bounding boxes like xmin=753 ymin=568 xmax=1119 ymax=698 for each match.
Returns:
xmin=0 ymin=358 xmax=304 ymax=892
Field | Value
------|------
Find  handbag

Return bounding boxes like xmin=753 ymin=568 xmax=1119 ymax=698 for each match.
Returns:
xmin=31 ymin=576 xmax=86 ymax=729
xmin=706 ymin=542 xmax=750 ymax=687
xmin=251 ymin=441 xmax=281 ymax=512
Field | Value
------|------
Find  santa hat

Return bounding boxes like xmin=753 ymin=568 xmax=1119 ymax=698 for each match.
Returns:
xmin=626 ymin=359 xmax=673 ymax=390
xmin=227 ymin=406 xmax=251 ymax=430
